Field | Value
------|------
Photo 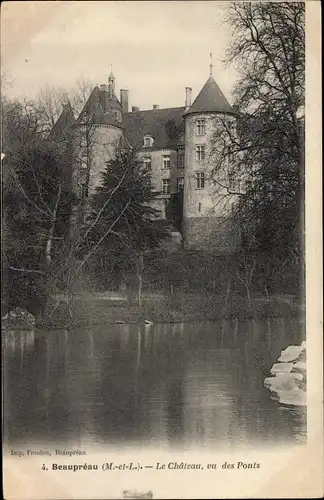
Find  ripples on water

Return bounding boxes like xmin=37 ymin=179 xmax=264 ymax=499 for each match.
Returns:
xmin=3 ymin=318 xmax=306 ymax=449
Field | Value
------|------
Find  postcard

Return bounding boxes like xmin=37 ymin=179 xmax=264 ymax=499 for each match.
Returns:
xmin=1 ymin=1 xmax=323 ymax=498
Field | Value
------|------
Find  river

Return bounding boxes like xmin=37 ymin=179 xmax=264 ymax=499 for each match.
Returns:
xmin=3 ymin=318 xmax=306 ymax=450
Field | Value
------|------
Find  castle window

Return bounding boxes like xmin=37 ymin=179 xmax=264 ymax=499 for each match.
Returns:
xmin=144 ymin=135 xmax=154 ymax=148
xmin=196 ymin=119 xmax=205 ymax=136
xmin=177 ymin=151 xmax=184 ymax=168
xmin=198 ymin=202 xmax=202 ymax=212
xmin=116 ymin=110 xmax=123 ymax=122
xmin=143 ymin=157 xmax=152 ymax=170
xmin=162 ymin=155 xmax=171 ymax=169
xmin=196 ymin=172 xmax=205 ymax=189
xmin=162 ymin=178 xmax=170 ymax=194
xmin=196 ymin=145 xmax=205 ymax=161
xmin=177 ymin=177 xmax=184 ymax=193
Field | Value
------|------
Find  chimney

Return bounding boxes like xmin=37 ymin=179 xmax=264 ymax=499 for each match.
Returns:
xmin=185 ymin=87 xmax=192 ymax=110
xmin=132 ymin=106 xmax=140 ymax=112
xmin=153 ymin=104 xmax=159 ymax=110
xmin=100 ymin=84 xmax=108 ymax=91
xmin=120 ymin=89 xmax=129 ymax=113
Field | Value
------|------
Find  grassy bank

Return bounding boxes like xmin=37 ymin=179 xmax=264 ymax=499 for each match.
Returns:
xmin=38 ymin=291 xmax=304 ymax=328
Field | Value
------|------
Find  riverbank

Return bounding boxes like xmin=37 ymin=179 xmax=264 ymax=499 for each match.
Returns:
xmin=37 ymin=291 xmax=304 ymax=328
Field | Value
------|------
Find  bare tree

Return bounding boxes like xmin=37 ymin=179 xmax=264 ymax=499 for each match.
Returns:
xmin=31 ymin=77 xmax=94 ymax=136
xmin=1 ymin=58 xmax=14 ymax=91
xmin=236 ymin=254 xmax=256 ymax=303
xmin=209 ymin=2 xmax=305 ymax=294
xmin=3 ymin=79 xmax=166 ymax=321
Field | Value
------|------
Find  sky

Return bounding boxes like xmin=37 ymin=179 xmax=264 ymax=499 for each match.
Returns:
xmin=1 ymin=1 xmax=238 ymax=111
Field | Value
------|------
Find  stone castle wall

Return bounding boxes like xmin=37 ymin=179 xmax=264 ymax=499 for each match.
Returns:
xmin=182 ymin=113 xmax=238 ymax=250
xmin=182 ymin=216 xmax=239 ymax=253
xmin=88 ymin=125 xmax=123 ymax=195
xmin=72 ymin=124 xmax=123 ymax=197
xmin=183 ymin=113 xmax=217 ymax=219
xmin=68 ymin=110 xmax=239 ymax=253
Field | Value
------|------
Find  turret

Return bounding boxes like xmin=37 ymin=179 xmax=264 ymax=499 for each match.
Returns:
xmin=108 ymin=69 xmax=115 ymax=99
xmin=73 ymin=71 xmax=124 ymax=197
xmin=182 ymin=61 xmax=237 ymax=250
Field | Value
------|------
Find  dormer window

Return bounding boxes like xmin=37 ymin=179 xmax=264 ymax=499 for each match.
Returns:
xmin=144 ymin=135 xmax=154 ymax=148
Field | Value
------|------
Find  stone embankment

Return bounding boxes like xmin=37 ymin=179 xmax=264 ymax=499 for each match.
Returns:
xmin=264 ymin=341 xmax=306 ymax=406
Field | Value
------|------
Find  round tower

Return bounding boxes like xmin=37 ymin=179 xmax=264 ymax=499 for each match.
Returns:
xmin=73 ymin=71 xmax=125 ymax=197
xmin=182 ymin=68 xmax=237 ymax=250
xmin=89 ymin=76 xmax=125 ymax=194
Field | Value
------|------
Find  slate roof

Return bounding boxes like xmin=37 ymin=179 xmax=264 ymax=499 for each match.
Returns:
xmin=122 ymin=107 xmax=185 ymax=150
xmin=76 ymin=86 xmax=123 ymax=128
xmin=52 ymin=74 xmax=235 ymax=150
xmin=185 ymin=75 xmax=234 ymax=116
xmin=48 ymin=102 xmax=76 ymax=141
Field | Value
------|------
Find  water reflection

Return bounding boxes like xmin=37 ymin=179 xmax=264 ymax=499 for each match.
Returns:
xmin=3 ymin=318 xmax=306 ymax=449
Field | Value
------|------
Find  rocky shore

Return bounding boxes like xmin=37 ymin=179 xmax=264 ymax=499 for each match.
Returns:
xmin=264 ymin=341 xmax=306 ymax=407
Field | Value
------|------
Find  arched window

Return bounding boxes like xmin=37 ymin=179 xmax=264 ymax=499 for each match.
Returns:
xmin=143 ymin=135 xmax=154 ymax=148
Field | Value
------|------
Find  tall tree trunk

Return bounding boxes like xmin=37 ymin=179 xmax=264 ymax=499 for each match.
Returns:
xmin=45 ymin=227 xmax=54 ymax=265
xmin=45 ymin=185 xmax=61 ymax=265
xmin=224 ymin=279 xmax=231 ymax=306
xmin=245 ymin=284 xmax=251 ymax=303
xmin=136 ymin=252 xmax=144 ymax=307
xmin=264 ymin=284 xmax=270 ymax=300
xmin=138 ymin=275 xmax=143 ymax=307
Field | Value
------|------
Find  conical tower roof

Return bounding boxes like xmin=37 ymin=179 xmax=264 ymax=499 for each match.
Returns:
xmin=76 ymin=86 xmax=123 ymax=127
xmin=185 ymin=75 xmax=234 ymax=116
xmin=48 ymin=102 xmax=75 ymax=141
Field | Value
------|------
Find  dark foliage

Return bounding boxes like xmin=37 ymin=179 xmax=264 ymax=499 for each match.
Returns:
xmin=80 ymin=148 xmax=169 ymax=286
xmin=210 ymin=2 xmax=305 ymax=294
